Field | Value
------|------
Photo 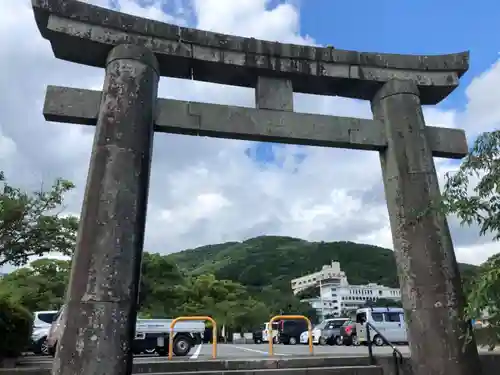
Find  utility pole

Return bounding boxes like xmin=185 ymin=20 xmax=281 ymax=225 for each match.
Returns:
xmin=319 ymin=278 xmax=325 ymax=321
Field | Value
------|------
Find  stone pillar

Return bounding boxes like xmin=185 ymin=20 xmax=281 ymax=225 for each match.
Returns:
xmin=255 ymin=76 xmax=294 ymax=111
xmin=371 ymin=79 xmax=482 ymax=375
xmin=52 ymin=45 xmax=159 ymax=375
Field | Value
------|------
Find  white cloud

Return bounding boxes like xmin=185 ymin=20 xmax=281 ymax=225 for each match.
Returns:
xmin=192 ymin=0 xmax=313 ymax=44
xmin=0 ymin=128 xmax=17 ymax=161
xmin=464 ymin=60 xmax=500 ymax=136
xmin=0 ymin=0 xmax=498 ymax=276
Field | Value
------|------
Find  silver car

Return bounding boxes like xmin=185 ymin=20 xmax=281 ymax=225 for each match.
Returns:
xmin=46 ymin=305 xmax=66 ymax=356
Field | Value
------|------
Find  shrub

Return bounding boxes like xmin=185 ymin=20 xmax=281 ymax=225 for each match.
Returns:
xmin=0 ymin=297 xmax=33 ymax=359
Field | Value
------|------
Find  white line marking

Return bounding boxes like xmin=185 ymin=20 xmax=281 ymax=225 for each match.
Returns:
xmin=228 ymin=345 xmax=291 ymax=356
xmin=190 ymin=343 xmax=203 ymax=359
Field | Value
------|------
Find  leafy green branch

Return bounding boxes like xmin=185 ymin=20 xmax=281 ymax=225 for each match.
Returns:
xmin=0 ymin=172 xmax=79 ymax=267
xmin=439 ymin=131 xmax=499 ymax=350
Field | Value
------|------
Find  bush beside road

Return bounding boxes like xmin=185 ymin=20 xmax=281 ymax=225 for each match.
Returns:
xmin=0 ymin=297 xmax=33 ymax=364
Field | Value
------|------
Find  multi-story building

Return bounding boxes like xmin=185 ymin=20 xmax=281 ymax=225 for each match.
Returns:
xmin=291 ymin=261 xmax=347 ymax=294
xmin=291 ymin=262 xmax=401 ymax=321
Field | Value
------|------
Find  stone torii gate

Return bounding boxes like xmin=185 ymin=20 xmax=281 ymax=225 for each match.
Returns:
xmin=32 ymin=1 xmax=481 ymax=375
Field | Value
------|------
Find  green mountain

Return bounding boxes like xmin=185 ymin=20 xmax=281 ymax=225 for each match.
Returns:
xmin=167 ymin=236 xmax=478 ymax=292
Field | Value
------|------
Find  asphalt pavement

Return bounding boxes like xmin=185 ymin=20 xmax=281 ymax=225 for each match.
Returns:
xmin=17 ymin=343 xmax=499 ymax=368
xmin=196 ymin=343 xmax=410 ymax=359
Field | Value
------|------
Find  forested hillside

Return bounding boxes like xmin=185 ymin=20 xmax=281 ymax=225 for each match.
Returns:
xmin=0 ymin=236 xmax=478 ymax=330
xmin=168 ymin=236 xmax=478 ymax=291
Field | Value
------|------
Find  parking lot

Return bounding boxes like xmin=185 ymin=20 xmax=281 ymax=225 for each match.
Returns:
xmin=17 ymin=343 xmax=499 ymax=369
xmin=17 ymin=343 xmax=408 ymax=368
xmin=193 ymin=343 xmax=411 ymax=359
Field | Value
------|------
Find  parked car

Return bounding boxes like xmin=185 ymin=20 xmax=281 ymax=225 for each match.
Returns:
xmin=30 ymin=310 xmax=59 ymax=355
xmin=321 ymin=318 xmax=349 ymax=345
xmin=253 ymin=322 xmax=279 ymax=344
xmin=300 ymin=318 xmax=348 ymax=345
xmin=355 ymin=307 xmax=408 ymax=346
xmin=278 ymin=319 xmax=309 ymax=345
xmin=340 ymin=319 xmax=359 ymax=346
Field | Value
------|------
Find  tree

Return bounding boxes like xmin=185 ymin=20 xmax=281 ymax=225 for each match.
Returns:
xmin=139 ymin=257 xmax=272 ymax=332
xmin=465 ymin=253 xmax=500 ymax=350
xmin=176 ymin=274 xmax=269 ymax=330
xmin=0 ymin=172 xmax=79 ymax=267
xmin=442 ymin=131 xmax=499 ymax=239
xmin=296 ymin=285 xmax=320 ymax=300
xmin=441 ymin=130 xmax=500 ymax=349
xmin=0 ymin=258 xmax=70 ymax=311
xmin=258 ymin=287 xmax=318 ymax=323
xmin=138 ymin=252 xmax=186 ymax=317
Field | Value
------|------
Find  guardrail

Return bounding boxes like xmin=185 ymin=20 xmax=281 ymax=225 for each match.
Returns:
xmin=168 ymin=316 xmax=217 ymax=360
xmin=365 ymin=322 xmax=403 ymax=375
xmin=268 ymin=315 xmax=313 ymax=356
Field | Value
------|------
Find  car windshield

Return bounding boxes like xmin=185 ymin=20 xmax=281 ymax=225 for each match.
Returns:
xmin=313 ymin=321 xmax=328 ymax=330
xmin=342 ymin=320 xmax=352 ymax=327
xmin=37 ymin=312 xmax=57 ymax=324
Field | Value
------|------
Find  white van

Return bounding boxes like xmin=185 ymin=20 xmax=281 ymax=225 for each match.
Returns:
xmin=355 ymin=307 xmax=407 ymax=346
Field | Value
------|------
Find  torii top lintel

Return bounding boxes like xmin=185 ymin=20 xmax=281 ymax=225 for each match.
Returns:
xmin=32 ymin=0 xmax=469 ymax=105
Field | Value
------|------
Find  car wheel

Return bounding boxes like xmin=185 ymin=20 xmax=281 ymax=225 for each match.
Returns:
xmin=351 ymin=335 xmax=360 ymax=346
xmin=173 ymin=336 xmax=192 ymax=357
xmin=289 ymin=337 xmax=297 ymax=345
xmin=33 ymin=337 xmax=48 ymax=355
xmin=373 ymin=335 xmax=384 ymax=347
xmin=254 ymin=338 xmax=262 ymax=344
xmin=319 ymin=337 xmax=327 ymax=346
xmin=335 ymin=336 xmax=343 ymax=346
xmin=40 ymin=337 xmax=50 ymax=356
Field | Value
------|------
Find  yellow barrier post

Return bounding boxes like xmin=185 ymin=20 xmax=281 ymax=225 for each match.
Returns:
xmin=168 ymin=316 xmax=217 ymax=360
xmin=268 ymin=315 xmax=313 ymax=356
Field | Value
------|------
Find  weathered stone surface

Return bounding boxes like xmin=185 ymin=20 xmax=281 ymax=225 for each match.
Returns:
xmin=255 ymin=77 xmax=294 ymax=111
xmin=43 ymin=86 xmax=468 ymax=158
xmin=52 ymin=45 xmax=159 ymax=375
xmin=32 ymin=0 xmax=469 ymax=104
xmin=372 ymin=79 xmax=482 ymax=375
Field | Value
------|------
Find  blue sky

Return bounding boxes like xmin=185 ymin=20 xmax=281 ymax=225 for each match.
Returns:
xmin=299 ymin=0 xmax=499 ymax=111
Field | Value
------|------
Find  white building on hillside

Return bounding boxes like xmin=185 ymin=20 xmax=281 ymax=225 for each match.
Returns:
xmin=291 ymin=261 xmax=347 ymax=294
xmin=291 ymin=262 xmax=401 ymax=320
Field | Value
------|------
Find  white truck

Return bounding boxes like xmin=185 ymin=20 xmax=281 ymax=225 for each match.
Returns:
xmin=135 ymin=318 xmax=205 ymax=356
xmin=47 ymin=305 xmax=205 ymax=357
